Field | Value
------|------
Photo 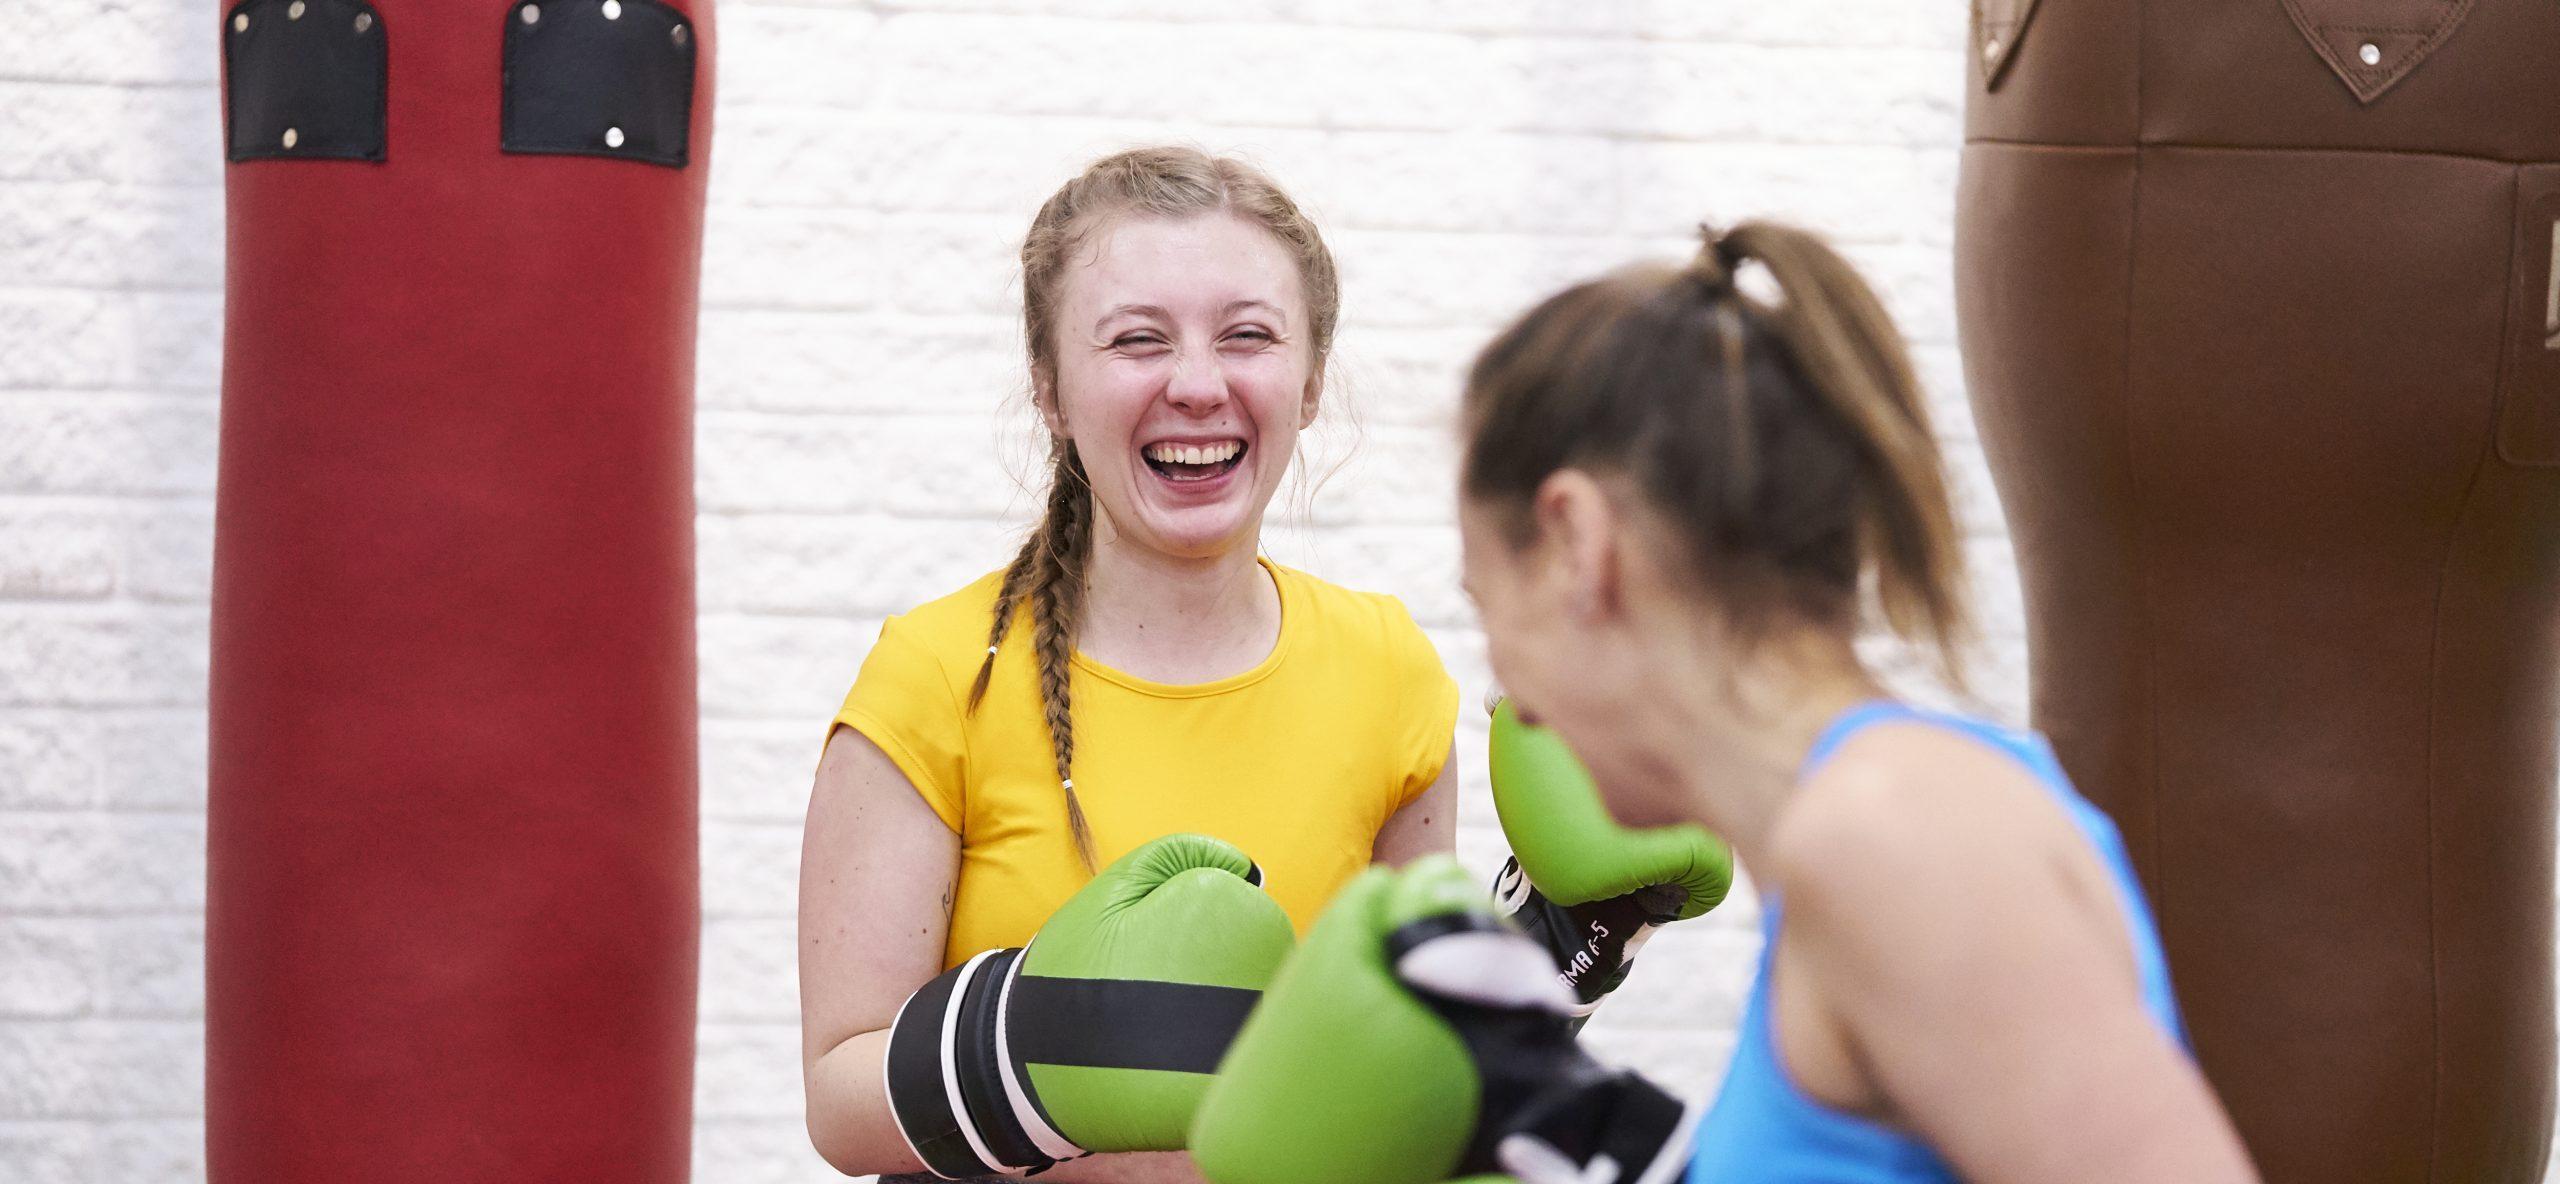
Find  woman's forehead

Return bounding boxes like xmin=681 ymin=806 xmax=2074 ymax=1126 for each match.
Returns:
xmin=1065 ymin=213 xmax=1303 ymax=311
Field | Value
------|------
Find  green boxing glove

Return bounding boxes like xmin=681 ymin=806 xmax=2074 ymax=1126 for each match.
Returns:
xmin=1489 ymin=695 xmax=1734 ymax=1016
xmin=1192 ymin=857 xmax=1693 ymax=1184
xmin=885 ymin=833 xmax=1294 ymax=1179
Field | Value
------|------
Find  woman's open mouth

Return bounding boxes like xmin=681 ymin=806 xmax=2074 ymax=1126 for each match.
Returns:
xmin=1141 ymin=439 xmax=1247 ymax=484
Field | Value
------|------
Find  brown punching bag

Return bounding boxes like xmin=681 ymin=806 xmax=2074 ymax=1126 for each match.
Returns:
xmin=209 ymin=1 xmax=711 ymax=1179
xmin=1956 ymin=1 xmax=2560 ymax=1180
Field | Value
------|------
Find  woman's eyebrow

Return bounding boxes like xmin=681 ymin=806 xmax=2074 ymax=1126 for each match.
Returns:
xmin=1224 ymin=299 xmax=1286 ymax=324
xmin=1094 ymin=303 xmax=1170 ymax=330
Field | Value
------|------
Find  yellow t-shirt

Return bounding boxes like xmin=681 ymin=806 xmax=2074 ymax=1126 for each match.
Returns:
xmin=833 ymin=557 xmax=1459 ymax=970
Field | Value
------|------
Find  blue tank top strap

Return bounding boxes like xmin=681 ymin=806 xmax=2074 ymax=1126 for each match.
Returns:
xmin=1685 ymin=698 xmax=2189 ymax=1183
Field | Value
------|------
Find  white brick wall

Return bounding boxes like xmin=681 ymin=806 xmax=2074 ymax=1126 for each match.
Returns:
xmin=4 ymin=2 xmax=2528 ymax=1182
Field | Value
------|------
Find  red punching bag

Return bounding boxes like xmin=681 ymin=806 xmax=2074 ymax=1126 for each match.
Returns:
xmin=208 ymin=2 xmax=711 ymax=1179
xmin=1958 ymin=1 xmax=2559 ymax=1180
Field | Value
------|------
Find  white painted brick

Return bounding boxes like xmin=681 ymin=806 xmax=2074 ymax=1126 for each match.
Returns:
xmin=868 ymin=214 xmax=1030 ymax=319
xmin=1303 ymin=0 xmax=1636 ymax=37
xmin=1644 ymin=0 xmax=1969 ymax=51
xmin=693 ymin=1117 xmax=832 ymax=1184
xmin=699 ymin=513 xmax=1016 ymax=618
xmin=700 ymin=917 xmax=798 ymax=1023
xmin=8 ymin=0 xmax=213 ymax=87
xmin=874 ymin=0 xmax=1304 ymax=19
xmin=0 ymin=293 xmax=224 ymax=394
xmin=0 ymin=184 xmax=221 ymax=291
xmin=1320 ymin=324 xmax=1478 ymax=430
xmin=0 ymin=1021 xmax=200 ymax=1119
xmin=94 ymin=918 xmax=200 ymax=1019
xmin=0 ymin=397 xmax=219 ymax=498
xmin=704 ymin=818 xmax=805 ymax=921
xmin=1315 ymin=132 xmax=1622 ymax=236
xmin=0 ymin=610 xmax=209 ymax=709
xmin=1622 ymin=143 xmax=1948 ymax=248
xmin=702 ymin=206 xmax=882 ymax=311
xmin=118 ymin=506 xmax=212 ymax=605
xmin=1331 ymin=227 xmax=1641 ymax=330
xmin=716 ymin=5 xmax=883 ymax=110
xmin=1301 ymin=423 xmax=1459 ymax=528
xmin=0 ymin=816 xmax=204 ymax=913
xmin=697 ymin=411 xmax=1039 ymax=519
xmin=874 ymin=16 xmax=1342 ymax=127
xmin=94 ymin=710 xmax=207 ymax=812
xmin=91 ymin=1119 xmax=200 ymax=1179
xmin=0 ymin=508 xmax=118 ymax=601
xmin=699 ymin=613 xmax=871 ymax=723
xmin=0 ymin=82 xmax=221 ymax=188
xmin=695 ymin=311 xmax=1021 ymax=415
xmin=693 ymin=1021 xmax=803 ymax=1120
xmin=704 ymin=720 xmax=827 ymax=824
xmin=0 ymin=714 xmax=100 ymax=810
xmin=0 ymin=1121 xmax=94 ymax=1184
xmin=0 ymin=922 xmax=96 ymax=1019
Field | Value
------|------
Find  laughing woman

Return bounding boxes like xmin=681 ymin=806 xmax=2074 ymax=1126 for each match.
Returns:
xmin=797 ymin=148 xmax=1461 ymax=1182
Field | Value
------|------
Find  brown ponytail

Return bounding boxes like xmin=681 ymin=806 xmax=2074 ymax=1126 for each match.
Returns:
xmin=967 ymin=146 xmax=1343 ymax=872
xmin=1461 ymin=220 xmax=1973 ymax=690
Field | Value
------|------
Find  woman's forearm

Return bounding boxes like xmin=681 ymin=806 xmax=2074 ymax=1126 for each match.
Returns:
xmin=806 ymin=1028 xmax=928 ymax=1178
xmin=809 ymin=1033 xmax=1209 ymax=1183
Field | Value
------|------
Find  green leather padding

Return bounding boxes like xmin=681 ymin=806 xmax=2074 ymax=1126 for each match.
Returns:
xmin=1489 ymin=696 xmax=1733 ymax=918
xmin=1020 ymin=834 xmax=1295 ymax=1152
xmin=1192 ymin=857 xmax=1490 ymax=1184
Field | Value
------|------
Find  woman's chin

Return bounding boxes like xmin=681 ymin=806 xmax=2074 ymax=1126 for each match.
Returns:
xmin=1127 ymin=502 xmax=1257 ymax=560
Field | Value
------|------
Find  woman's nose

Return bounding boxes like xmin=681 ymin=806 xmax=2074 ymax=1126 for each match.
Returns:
xmin=1165 ymin=348 xmax=1229 ymax=411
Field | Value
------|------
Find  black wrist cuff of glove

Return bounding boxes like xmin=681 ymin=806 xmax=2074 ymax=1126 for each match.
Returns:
xmin=884 ymin=948 xmax=1065 ymax=1179
xmin=884 ymin=945 xmax=1268 ymax=1179
xmin=1494 ymin=857 xmax=1680 ymax=1014
xmin=1499 ymin=1068 xmax=1698 ymax=1184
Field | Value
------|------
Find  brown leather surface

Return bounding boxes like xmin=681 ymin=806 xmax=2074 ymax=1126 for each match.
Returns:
xmin=1968 ymin=0 xmax=2560 ymax=157
xmin=1959 ymin=3 xmax=2560 ymax=1181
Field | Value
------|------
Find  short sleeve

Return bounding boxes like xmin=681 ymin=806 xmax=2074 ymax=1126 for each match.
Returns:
xmin=1387 ymin=600 xmax=1461 ymax=812
xmin=831 ymin=619 xmax=968 ymax=833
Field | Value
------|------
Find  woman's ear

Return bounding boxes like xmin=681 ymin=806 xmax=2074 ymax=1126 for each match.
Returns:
xmin=1532 ymin=469 xmax=1623 ymax=623
xmin=1034 ymin=374 xmax=1068 ymax=439
xmin=1297 ymin=365 xmax=1324 ymax=430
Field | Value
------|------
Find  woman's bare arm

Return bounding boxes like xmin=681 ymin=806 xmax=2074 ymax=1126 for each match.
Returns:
xmin=800 ymin=726 xmax=957 ymax=1176
xmin=1770 ymin=739 xmax=2259 ymax=1184
xmin=1372 ymin=741 xmax=1459 ymax=866
xmin=799 ymin=728 xmax=1212 ymax=1183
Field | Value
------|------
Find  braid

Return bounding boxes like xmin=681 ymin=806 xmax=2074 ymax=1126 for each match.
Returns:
xmin=966 ymin=541 xmax=1040 ymax=711
xmin=1028 ymin=444 xmax=1099 ymax=871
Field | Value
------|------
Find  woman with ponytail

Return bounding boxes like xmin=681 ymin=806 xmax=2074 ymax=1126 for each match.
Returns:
xmin=797 ymin=147 xmax=1459 ymax=1181
xmin=1452 ymin=223 xmax=2259 ymax=1181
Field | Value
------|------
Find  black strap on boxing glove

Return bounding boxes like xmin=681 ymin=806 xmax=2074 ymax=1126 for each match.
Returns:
xmin=1493 ymin=856 xmax=1688 ymax=1025
xmin=1386 ymin=911 xmax=1698 ymax=1184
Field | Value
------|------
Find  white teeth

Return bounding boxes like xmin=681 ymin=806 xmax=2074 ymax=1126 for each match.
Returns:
xmin=1145 ymin=441 xmax=1242 ymax=466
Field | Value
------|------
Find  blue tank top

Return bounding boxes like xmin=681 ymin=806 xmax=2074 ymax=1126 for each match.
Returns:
xmin=1684 ymin=700 xmax=2186 ymax=1184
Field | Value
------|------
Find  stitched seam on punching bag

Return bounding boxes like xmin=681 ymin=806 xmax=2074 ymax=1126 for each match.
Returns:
xmin=2410 ymin=170 xmax=2521 ymax=1184
xmin=2124 ymin=0 xmax=2163 ymax=933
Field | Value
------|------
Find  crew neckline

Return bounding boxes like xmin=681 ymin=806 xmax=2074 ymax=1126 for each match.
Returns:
xmin=1069 ymin=555 xmax=1294 ymax=699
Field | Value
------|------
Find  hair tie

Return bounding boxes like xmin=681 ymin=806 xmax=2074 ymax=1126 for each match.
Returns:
xmin=1689 ymin=222 xmax=1746 ymax=295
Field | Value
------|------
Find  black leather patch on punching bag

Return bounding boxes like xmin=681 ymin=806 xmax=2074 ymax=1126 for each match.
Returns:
xmin=223 ymin=0 xmax=388 ymax=163
xmin=502 ymin=0 xmax=698 ymax=168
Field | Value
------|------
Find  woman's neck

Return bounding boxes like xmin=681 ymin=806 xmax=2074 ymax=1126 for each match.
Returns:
xmin=1623 ymin=631 xmax=1883 ymax=862
xmin=1075 ymin=514 xmax=1279 ymax=681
